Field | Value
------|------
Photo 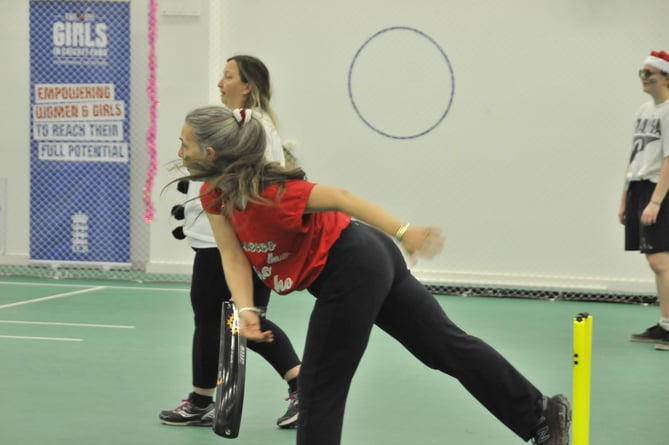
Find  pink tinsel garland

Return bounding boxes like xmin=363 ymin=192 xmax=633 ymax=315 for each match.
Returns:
xmin=143 ymin=0 xmax=158 ymax=223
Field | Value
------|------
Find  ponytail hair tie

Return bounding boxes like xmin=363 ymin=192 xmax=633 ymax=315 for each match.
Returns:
xmin=233 ymin=108 xmax=253 ymax=127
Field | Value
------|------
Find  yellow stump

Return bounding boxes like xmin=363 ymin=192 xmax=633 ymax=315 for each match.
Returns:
xmin=572 ymin=313 xmax=592 ymax=445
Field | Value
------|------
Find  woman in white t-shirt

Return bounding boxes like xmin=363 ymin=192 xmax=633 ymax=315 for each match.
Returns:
xmin=160 ymin=55 xmax=301 ymax=428
xmin=620 ymin=50 xmax=669 ymax=351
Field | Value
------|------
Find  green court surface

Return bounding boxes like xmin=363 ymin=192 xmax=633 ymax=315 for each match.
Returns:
xmin=0 ymin=277 xmax=665 ymax=444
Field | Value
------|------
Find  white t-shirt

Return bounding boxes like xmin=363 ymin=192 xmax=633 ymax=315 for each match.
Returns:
xmin=182 ymin=111 xmax=285 ymax=248
xmin=259 ymin=111 xmax=285 ymax=167
xmin=626 ymin=99 xmax=669 ymax=183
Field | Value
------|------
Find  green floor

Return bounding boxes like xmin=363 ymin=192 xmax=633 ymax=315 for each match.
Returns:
xmin=0 ymin=277 xmax=666 ymax=444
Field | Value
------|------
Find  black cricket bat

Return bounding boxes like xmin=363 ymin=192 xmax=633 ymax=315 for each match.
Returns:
xmin=213 ymin=300 xmax=248 ymax=438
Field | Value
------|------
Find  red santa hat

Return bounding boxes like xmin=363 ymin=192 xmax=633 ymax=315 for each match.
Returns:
xmin=644 ymin=50 xmax=669 ymax=73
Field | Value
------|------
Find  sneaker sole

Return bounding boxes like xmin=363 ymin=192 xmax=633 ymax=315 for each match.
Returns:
xmin=654 ymin=343 xmax=669 ymax=351
xmin=159 ymin=419 xmax=213 ymax=427
xmin=277 ymin=414 xmax=298 ymax=429
xmin=630 ymin=337 xmax=663 ymax=343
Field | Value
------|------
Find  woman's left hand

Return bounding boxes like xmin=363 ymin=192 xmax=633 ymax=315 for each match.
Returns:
xmin=239 ymin=311 xmax=274 ymax=342
xmin=401 ymin=226 xmax=444 ymax=260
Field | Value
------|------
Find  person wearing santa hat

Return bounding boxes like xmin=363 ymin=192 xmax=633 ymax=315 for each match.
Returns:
xmin=619 ymin=50 xmax=669 ymax=351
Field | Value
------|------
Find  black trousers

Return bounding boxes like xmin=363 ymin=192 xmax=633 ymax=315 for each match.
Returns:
xmin=298 ymin=222 xmax=543 ymax=445
xmin=190 ymin=247 xmax=300 ymax=388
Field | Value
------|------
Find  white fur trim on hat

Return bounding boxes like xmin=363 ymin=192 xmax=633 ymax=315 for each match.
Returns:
xmin=644 ymin=51 xmax=669 ymax=73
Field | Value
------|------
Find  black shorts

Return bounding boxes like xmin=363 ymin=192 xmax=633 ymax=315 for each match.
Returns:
xmin=625 ymin=180 xmax=669 ymax=253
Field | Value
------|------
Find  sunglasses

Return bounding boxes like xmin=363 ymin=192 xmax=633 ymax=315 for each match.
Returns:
xmin=638 ymin=69 xmax=665 ymax=80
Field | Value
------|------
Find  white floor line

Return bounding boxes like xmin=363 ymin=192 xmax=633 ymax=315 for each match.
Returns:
xmin=0 ymin=320 xmax=135 ymax=329
xmin=0 ymin=280 xmax=187 ymax=293
xmin=0 ymin=335 xmax=83 ymax=342
xmin=0 ymin=286 xmax=105 ymax=310
xmin=0 ymin=281 xmax=94 ymax=288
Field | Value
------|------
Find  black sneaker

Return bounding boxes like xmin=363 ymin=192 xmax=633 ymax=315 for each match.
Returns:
xmin=159 ymin=399 xmax=215 ymax=426
xmin=630 ymin=324 xmax=668 ymax=343
xmin=276 ymin=391 xmax=298 ymax=429
xmin=654 ymin=328 xmax=669 ymax=351
xmin=531 ymin=394 xmax=571 ymax=445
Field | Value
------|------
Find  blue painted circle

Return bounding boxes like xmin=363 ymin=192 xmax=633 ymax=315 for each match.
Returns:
xmin=348 ymin=26 xmax=455 ymax=140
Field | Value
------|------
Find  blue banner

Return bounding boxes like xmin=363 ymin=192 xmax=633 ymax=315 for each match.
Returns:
xmin=29 ymin=1 xmax=131 ymax=263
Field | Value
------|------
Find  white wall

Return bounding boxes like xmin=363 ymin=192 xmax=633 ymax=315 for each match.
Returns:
xmin=209 ymin=0 xmax=669 ymax=293
xmin=1 ymin=1 xmax=31 ymax=261
xmin=2 ymin=0 xmax=668 ymax=293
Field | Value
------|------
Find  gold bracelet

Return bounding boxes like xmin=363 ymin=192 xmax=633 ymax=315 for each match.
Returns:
xmin=394 ymin=223 xmax=410 ymax=242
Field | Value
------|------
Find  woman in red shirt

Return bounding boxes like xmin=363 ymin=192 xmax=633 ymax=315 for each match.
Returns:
xmin=178 ymin=105 xmax=571 ymax=445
